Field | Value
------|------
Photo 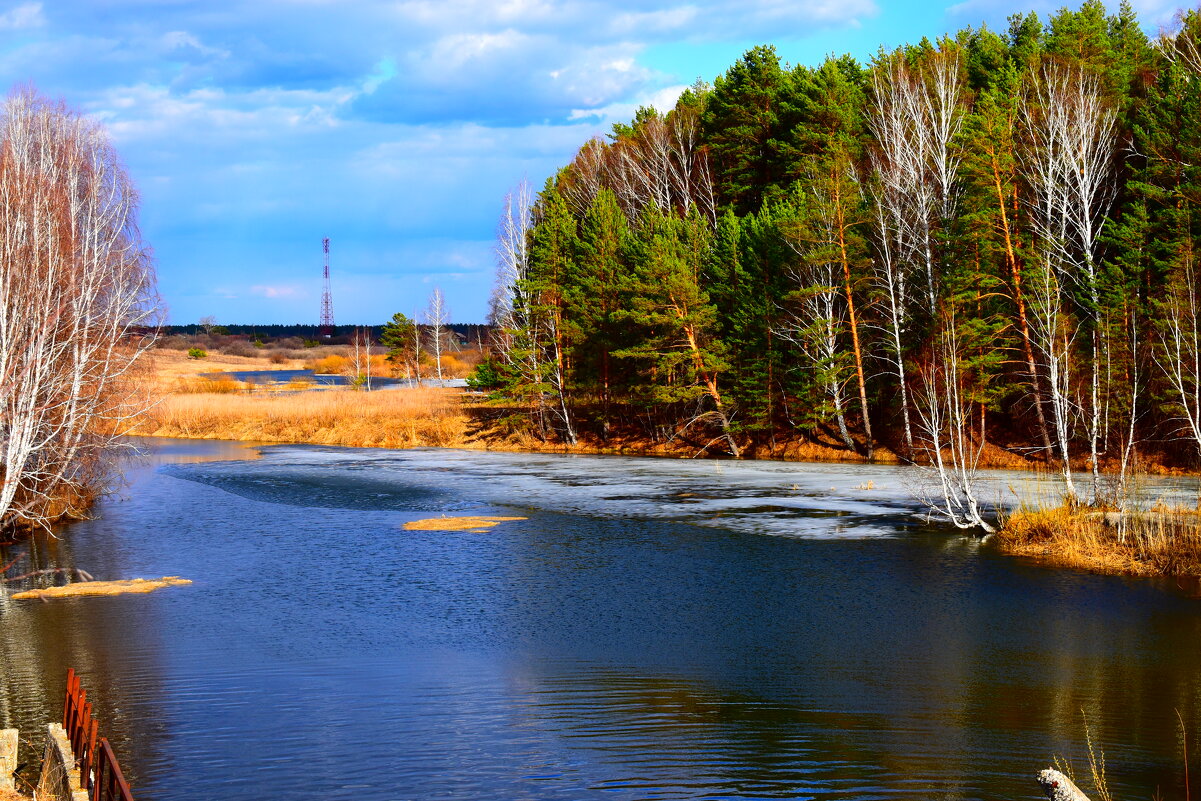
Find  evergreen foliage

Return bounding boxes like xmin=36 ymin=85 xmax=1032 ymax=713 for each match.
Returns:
xmin=486 ymin=3 xmax=1201 ymax=472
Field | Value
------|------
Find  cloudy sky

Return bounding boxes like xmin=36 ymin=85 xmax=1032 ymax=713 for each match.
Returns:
xmin=0 ymin=0 xmax=1182 ymax=325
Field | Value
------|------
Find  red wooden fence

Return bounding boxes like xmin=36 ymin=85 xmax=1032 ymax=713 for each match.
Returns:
xmin=62 ymin=669 xmax=134 ymax=801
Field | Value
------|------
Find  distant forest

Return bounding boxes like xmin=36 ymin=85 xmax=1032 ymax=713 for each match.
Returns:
xmin=159 ymin=323 xmax=491 ymax=346
xmin=484 ymin=0 xmax=1201 ymax=498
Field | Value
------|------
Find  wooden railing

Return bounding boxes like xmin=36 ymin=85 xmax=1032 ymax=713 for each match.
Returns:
xmin=63 ymin=669 xmax=134 ymax=801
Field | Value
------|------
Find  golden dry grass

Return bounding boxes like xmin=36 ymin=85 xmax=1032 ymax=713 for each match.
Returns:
xmin=0 ymin=789 xmax=30 ymax=801
xmin=402 ymin=516 xmax=527 ymax=531
xmin=135 ymin=386 xmax=471 ymax=448
xmin=10 ymin=577 xmax=192 ymax=600
xmin=996 ymin=504 xmax=1201 ymax=577
xmin=149 ymin=348 xmax=308 ymax=389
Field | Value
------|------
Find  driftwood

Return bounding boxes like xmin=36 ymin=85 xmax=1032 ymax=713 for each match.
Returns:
xmin=1037 ymin=768 xmax=1092 ymax=801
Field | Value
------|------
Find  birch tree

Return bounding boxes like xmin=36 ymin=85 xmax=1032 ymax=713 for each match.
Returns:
xmin=0 ymin=90 xmax=159 ymax=532
xmin=867 ymin=47 xmax=965 ymax=459
xmin=424 ymin=287 xmax=448 ymax=387
xmin=1158 ymin=260 xmax=1201 ymax=459
xmin=1020 ymin=63 xmax=1117 ymax=503
xmin=348 ymin=327 xmax=374 ymax=390
xmin=913 ymin=312 xmax=997 ymax=533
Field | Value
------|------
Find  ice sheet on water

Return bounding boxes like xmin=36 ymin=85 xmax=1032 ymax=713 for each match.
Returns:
xmin=161 ymin=445 xmax=1201 ymax=540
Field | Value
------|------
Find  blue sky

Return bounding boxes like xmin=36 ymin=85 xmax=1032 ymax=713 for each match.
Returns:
xmin=0 ymin=0 xmax=1181 ymax=325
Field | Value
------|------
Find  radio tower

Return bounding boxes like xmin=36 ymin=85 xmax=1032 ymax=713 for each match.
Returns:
xmin=319 ymin=237 xmax=334 ymax=337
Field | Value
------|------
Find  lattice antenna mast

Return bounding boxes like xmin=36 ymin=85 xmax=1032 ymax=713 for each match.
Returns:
xmin=319 ymin=237 xmax=335 ymax=337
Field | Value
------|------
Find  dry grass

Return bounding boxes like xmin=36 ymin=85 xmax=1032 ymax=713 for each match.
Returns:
xmin=402 ymin=516 xmax=527 ymax=532
xmin=997 ymin=503 xmax=1201 ymax=577
xmin=0 ymin=790 xmax=30 ymax=801
xmin=10 ymin=577 xmax=192 ymax=600
xmin=135 ymin=386 xmax=471 ymax=448
xmin=149 ymin=348 xmax=308 ymax=390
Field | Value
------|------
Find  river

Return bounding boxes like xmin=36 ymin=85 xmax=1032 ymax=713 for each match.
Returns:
xmin=1 ymin=438 xmax=1199 ymax=800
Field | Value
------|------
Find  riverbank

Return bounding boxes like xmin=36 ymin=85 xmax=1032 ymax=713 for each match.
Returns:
xmin=131 ymin=349 xmax=1201 ymax=583
xmin=996 ymin=504 xmax=1201 ymax=577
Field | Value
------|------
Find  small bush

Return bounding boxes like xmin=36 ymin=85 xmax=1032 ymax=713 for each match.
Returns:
xmin=187 ymin=347 xmax=207 ymax=360
xmin=269 ymin=352 xmax=289 ymax=364
xmin=176 ymin=376 xmax=242 ymax=394
xmin=466 ymin=358 xmax=504 ymax=390
xmin=220 ymin=340 xmax=257 ymax=358
xmin=307 ymin=354 xmax=349 ymax=374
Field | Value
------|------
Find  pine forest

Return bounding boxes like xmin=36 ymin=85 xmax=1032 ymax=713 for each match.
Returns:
xmin=484 ymin=1 xmax=1201 ymax=524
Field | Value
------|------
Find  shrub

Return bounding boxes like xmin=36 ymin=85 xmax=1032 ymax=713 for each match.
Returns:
xmin=307 ymin=354 xmax=349 ymax=374
xmin=187 ymin=347 xmax=207 ymax=360
xmin=220 ymin=340 xmax=257 ymax=358
xmin=466 ymin=358 xmax=505 ymax=390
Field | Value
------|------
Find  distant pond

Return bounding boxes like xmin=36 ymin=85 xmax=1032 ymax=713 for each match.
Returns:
xmin=203 ymin=368 xmax=468 ymax=389
xmin=1 ymin=439 xmax=1200 ymax=800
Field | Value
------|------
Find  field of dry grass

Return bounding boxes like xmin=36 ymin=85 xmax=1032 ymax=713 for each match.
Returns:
xmin=135 ymin=385 xmax=471 ymax=448
xmin=150 ymin=348 xmax=309 ymax=391
xmin=996 ymin=503 xmax=1201 ymax=577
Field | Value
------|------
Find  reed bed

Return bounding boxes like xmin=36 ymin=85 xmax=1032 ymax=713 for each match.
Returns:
xmin=997 ymin=503 xmax=1201 ymax=577
xmin=136 ymin=387 xmax=470 ymax=449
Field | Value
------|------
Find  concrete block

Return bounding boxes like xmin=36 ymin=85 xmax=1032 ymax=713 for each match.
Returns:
xmin=0 ymin=728 xmax=17 ymax=791
xmin=37 ymin=723 xmax=86 ymax=801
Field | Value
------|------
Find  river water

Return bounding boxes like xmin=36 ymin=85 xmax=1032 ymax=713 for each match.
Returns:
xmin=1 ymin=439 xmax=1200 ymax=800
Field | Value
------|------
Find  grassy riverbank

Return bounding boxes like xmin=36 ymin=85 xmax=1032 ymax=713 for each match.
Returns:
xmin=996 ymin=504 xmax=1201 ymax=577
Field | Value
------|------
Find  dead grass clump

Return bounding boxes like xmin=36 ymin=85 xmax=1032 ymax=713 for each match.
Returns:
xmin=403 ymin=516 xmax=527 ymax=532
xmin=997 ymin=504 xmax=1201 ymax=577
xmin=10 ymin=577 xmax=192 ymax=600
xmin=307 ymin=354 xmax=349 ymax=374
xmin=175 ymin=376 xmax=245 ymax=394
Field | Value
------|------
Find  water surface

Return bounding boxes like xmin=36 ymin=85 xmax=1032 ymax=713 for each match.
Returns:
xmin=1 ymin=440 xmax=1198 ymax=800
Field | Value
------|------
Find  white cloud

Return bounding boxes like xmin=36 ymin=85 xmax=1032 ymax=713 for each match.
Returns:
xmin=251 ymin=284 xmax=302 ymax=298
xmin=570 ymin=83 xmax=690 ymax=124
xmin=0 ymin=2 xmax=43 ymax=30
xmin=392 ymin=0 xmax=878 ymax=41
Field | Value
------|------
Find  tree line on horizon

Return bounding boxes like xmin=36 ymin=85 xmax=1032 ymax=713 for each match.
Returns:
xmin=482 ymin=0 xmax=1201 ymax=528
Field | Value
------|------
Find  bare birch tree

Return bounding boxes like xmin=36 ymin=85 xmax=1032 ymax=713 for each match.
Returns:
xmin=780 ymin=173 xmax=867 ymax=454
xmin=595 ymin=107 xmax=718 ymax=227
xmin=561 ymin=138 xmax=606 ymax=220
xmin=489 ymin=180 xmax=551 ymax=435
xmin=777 ymin=260 xmax=856 ymax=452
xmin=867 ymin=47 xmax=964 ymax=460
xmin=913 ymin=314 xmax=997 ymax=533
xmin=0 ymin=89 xmax=159 ymax=532
xmin=1158 ymin=259 xmax=1201 ymax=459
xmin=348 ymin=327 xmax=374 ymax=390
xmin=1020 ymin=63 xmax=1117 ymax=503
xmin=424 ymin=286 xmax=448 ymax=387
